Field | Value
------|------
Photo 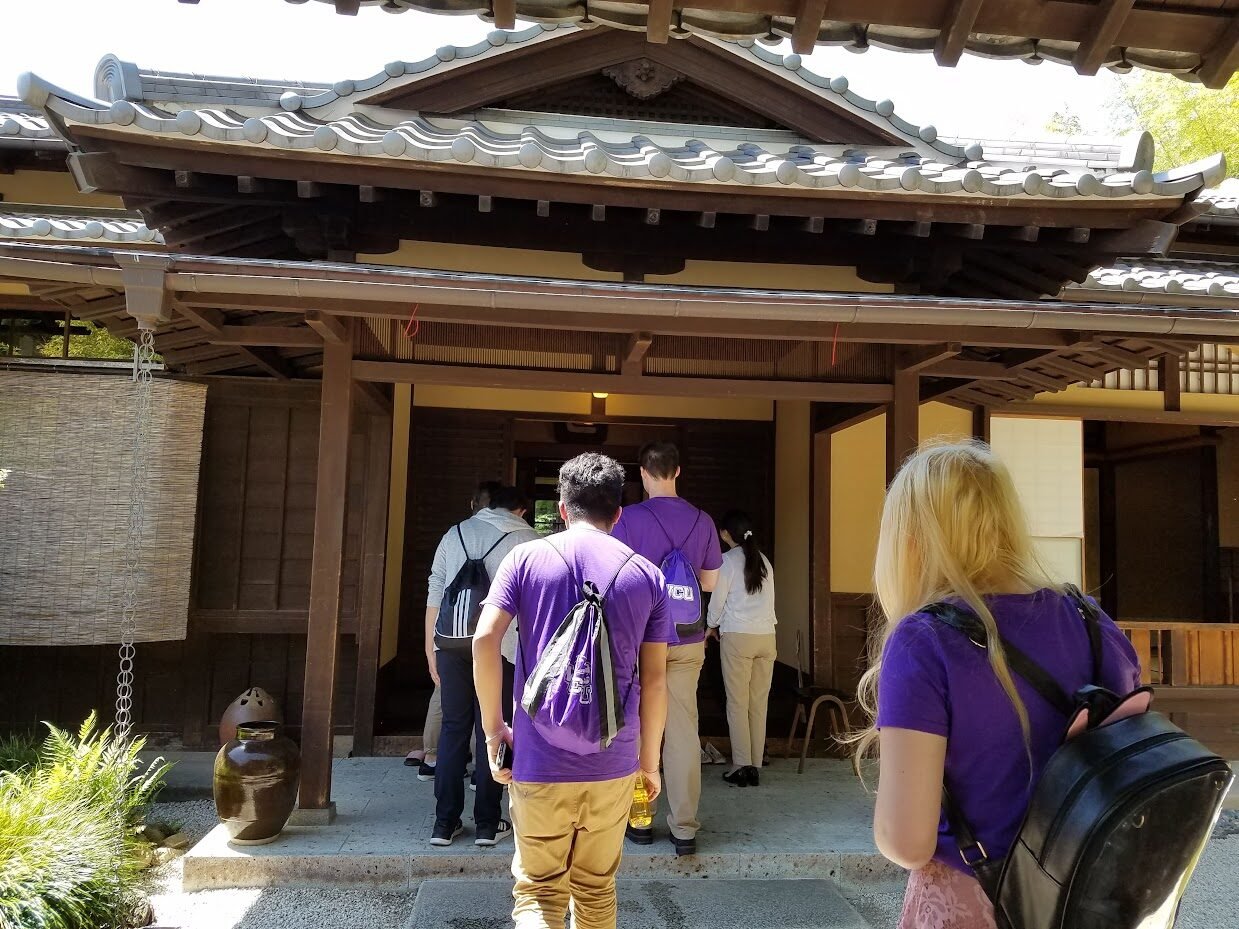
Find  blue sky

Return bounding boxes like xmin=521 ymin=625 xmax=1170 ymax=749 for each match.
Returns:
xmin=1 ymin=0 xmax=1126 ymax=140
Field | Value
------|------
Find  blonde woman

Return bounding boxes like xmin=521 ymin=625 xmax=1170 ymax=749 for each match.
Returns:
xmin=858 ymin=441 xmax=1140 ymax=929
xmin=705 ymin=510 xmax=777 ymax=788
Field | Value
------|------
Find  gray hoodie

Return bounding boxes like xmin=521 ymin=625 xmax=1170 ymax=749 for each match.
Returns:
xmin=427 ymin=507 xmax=540 ymax=662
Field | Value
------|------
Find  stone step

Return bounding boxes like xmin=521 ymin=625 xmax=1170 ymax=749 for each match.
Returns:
xmin=405 ymin=878 xmax=872 ymax=929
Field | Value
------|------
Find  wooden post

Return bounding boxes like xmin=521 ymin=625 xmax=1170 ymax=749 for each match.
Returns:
xmin=351 ymin=411 xmax=393 ymax=756
xmin=886 ymin=370 xmax=919 ymax=482
xmin=810 ymin=425 xmax=833 ymax=688
xmin=972 ymin=405 xmax=991 ymax=443
xmin=1159 ymin=355 xmax=1182 ymax=412
xmin=1201 ymin=438 xmax=1221 ymax=623
xmin=1099 ymin=458 xmax=1120 ymax=620
xmin=298 ymin=326 xmax=355 ymax=812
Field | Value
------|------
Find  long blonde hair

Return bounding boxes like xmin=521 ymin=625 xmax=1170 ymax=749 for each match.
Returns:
xmin=852 ymin=440 xmax=1060 ymax=765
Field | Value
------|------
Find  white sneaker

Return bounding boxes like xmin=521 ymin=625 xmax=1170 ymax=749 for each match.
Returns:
xmin=475 ymin=819 xmax=513 ymax=847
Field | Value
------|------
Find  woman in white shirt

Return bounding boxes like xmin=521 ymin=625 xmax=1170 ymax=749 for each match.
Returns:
xmin=706 ymin=510 xmax=777 ymax=787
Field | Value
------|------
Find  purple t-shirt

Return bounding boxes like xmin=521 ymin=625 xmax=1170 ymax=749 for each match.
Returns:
xmin=876 ymin=589 xmax=1141 ymax=873
xmin=483 ymin=523 xmax=676 ymax=784
xmin=611 ymin=497 xmax=723 ymax=645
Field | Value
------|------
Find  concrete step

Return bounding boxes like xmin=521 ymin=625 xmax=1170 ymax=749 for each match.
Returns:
xmin=405 ymin=878 xmax=872 ymax=929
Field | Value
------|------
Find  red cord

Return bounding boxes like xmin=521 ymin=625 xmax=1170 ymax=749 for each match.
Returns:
xmin=830 ymin=322 xmax=840 ymax=367
xmin=403 ymin=303 xmax=420 ymax=339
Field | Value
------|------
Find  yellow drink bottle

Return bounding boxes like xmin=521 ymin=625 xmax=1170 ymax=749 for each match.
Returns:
xmin=629 ymin=777 xmax=653 ymax=829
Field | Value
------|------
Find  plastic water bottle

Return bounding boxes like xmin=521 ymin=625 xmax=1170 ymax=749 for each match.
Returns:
xmin=629 ymin=777 xmax=653 ymax=829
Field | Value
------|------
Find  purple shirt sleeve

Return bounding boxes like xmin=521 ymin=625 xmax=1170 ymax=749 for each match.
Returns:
xmin=482 ymin=548 xmax=522 ymax=617
xmin=875 ymin=616 xmax=950 ymax=738
xmin=611 ymin=509 xmax=633 ymax=548
xmin=695 ymin=512 xmax=723 ymax=572
xmin=643 ymin=567 xmax=677 ymax=644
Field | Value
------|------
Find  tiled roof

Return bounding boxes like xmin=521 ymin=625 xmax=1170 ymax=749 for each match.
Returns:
xmin=19 ymin=69 xmax=1226 ymax=201
xmin=0 ymin=98 xmax=59 ymax=145
xmin=1197 ymin=183 xmax=1238 ymax=222
xmin=294 ymin=0 xmax=1213 ymax=80
xmin=93 ymin=55 xmax=332 ymax=107
xmin=1078 ymin=261 xmax=1239 ymax=299
xmin=0 ymin=212 xmax=163 ymax=244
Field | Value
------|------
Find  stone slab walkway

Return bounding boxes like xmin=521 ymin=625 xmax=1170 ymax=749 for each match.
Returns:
xmin=182 ymin=757 xmax=901 ymax=892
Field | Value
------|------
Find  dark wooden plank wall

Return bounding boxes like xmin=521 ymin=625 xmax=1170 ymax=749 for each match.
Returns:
xmin=0 ymin=382 xmax=387 ymax=748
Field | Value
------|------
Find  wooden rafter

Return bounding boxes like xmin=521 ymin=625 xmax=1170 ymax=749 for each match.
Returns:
xmin=897 ymin=343 xmax=961 ymax=373
xmin=1200 ymin=13 xmax=1239 ymax=89
xmin=647 ymin=0 xmax=675 ymax=42
xmin=622 ymin=332 xmax=654 ymax=376
xmin=791 ymin=0 xmax=831 ymax=55
xmin=492 ymin=0 xmax=516 ymax=30
xmin=305 ymin=309 xmax=349 ymax=344
xmin=934 ymin=0 xmax=986 ymax=67
xmin=1075 ymin=0 xmax=1137 ymax=75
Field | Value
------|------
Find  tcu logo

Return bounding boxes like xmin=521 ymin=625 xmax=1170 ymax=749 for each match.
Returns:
xmin=570 ymin=659 xmax=593 ymax=705
xmin=667 ymin=585 xmax=697 ymax=603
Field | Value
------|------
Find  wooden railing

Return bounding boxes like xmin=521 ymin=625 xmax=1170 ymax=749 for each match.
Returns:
xmin=1117 ymin=622 xmax=1239 ymax=687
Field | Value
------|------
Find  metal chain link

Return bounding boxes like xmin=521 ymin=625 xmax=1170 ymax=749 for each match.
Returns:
xmin=115 ymin=327 xmax=155 ymax=744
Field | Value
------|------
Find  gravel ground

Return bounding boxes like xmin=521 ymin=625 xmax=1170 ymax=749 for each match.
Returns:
xmin=141 ymin=806 xmax=1239 ymax=929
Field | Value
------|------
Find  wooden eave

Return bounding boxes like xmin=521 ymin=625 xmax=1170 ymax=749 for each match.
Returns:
xmin=1 ymin=242 xmax=1232 ymax=412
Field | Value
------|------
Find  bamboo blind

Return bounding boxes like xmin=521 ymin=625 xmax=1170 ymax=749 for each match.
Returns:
xmin=0 ymin=371 xmax=206 ymax=645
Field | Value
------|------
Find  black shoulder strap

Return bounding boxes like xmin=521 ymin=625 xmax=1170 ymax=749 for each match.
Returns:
xmin=1064 ymin=584 xmax=1104 ymax=684
xmin=455 ymin=523 xmax=471 ymax=559
xmin=923 ymin=601 xmax=1075 ymax=717
xmin=481 ymin=529 xmax=515 ymax=560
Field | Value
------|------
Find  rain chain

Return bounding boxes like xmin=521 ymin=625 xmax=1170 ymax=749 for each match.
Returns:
xmin=115 ymin=326 xmax=156 ymax=744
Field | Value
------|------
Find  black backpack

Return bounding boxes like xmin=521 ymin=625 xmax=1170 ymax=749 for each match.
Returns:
xmin=434 ymin=524 xmax=512 ymax=650
xmin=926 ymin=589 xmax=1233 ymax=929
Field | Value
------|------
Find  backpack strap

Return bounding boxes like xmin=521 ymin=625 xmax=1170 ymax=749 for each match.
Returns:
xmin=481 ymin=529 xmax=515 ymax=560
xmin=923 ymin=601 xmax=1075 ymax=717
xmin=1064 ymin=584 xmax=1104 ymax=685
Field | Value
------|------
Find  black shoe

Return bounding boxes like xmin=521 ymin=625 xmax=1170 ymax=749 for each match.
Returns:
xmin=670 ymin=834 xmax=697 ymax=857
xmin=429 ymin=819 xmax=464 ymax=847
xmin=475 ymin=819 xmax=513 ymax=847
xmin=417 ymin=761 xmax=436 ymax=782
xmin=744 ymin=766 xmax=760 ymax=787
xmin=625 ymin=824 xmax=654 ymax=845
xmin=722 ymin=768 xmax=748 ymax=787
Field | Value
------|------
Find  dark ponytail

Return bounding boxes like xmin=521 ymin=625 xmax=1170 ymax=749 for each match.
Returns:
xmin=721 ymin=510 xmax=767 ymax=595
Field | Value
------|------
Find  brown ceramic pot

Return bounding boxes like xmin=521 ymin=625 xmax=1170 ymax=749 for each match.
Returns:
xmin=219 ymin=687 xmax=281 ymax=746
xmin=213 ymin=720 xmax=301 ymax=845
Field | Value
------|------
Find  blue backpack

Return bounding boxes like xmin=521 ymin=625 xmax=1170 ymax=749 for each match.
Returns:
xmin=652 ymin=509 xmax=705 ymax=641
xmin=520 ymin=541 xmax=635 ymax=756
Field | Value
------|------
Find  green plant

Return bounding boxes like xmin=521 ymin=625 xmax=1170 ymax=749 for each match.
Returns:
xmin=0 ymin=731 xmax=41 ymax=774
xmin=0 ymin=714 xmax=170 ymax=929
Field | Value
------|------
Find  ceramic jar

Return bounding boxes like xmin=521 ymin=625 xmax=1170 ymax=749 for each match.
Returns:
xmin=219 ymin=686 xmax=281 ymax=745
xmin=213 ymin=720 xmax=301 ymax=845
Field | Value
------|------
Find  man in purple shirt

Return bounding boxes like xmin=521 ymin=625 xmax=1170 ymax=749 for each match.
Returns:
xmin=611 ymin=442 xmax=722 ymax=856
xmin=473 ymin=453 xmax=672 ymax=929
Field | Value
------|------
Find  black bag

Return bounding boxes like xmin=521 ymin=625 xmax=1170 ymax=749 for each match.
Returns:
xmin=434 ymin=524 xmax=512 ymax=650
xmin=926 ymin=589 xmax=1234 ymax=929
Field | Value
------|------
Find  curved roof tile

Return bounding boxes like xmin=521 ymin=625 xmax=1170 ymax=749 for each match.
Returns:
xmin=0 ymin=100 xmax=57 ymax=142
xmin=1082 ymin=261 xmax=1239 ymax=298
xmin=0 ymin=212 xmax=163 ymax=244
xmin=19 ymin=72 xmax=1227 ymax=200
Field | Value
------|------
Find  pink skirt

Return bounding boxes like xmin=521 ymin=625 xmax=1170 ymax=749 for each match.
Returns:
xmin=897 ymin=860 xmax=998 ymax=929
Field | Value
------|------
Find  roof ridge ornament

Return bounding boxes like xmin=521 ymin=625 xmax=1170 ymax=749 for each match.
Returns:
xmin=601 ymin=59 xmax=684 ymax=100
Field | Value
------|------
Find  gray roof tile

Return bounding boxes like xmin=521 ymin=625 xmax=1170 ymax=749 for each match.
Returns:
xmin=0 ymin=211 xmax=163 ymax=243
xmin=1079 ymin=261 xmax=1239 ymax=298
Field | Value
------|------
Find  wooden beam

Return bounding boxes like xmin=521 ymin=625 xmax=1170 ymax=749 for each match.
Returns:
xmin=924 ymin=359 xmax=1010 ymax=379
xmin=810 ymin=428 xmax=832 ymax=686
xmin=1090 ymin=343 xmax=1156 ymax=370
xmin=212 ymin=325 xmax=320 ymax=348
xmin=351 ymin=360 xmax=894 ymax=403
xmin=645 ymin=208 xmax=661 ymax=226
xmin=898 ymin=342 xmax=962 ymax=374
xmin=935 ymin=0 xmax=986 ymax=66
xmin=306 ymin=309 xmax=349 ymax=344
xmin=176 ymin=303 xmax=225 ymax=337
xmin=887 ymin=369 xmax=919 ymax=481
xmin=335 ymin=0 xmax=360 ymax=12
xmin=622 ymin=331 xmax=654 ymax=376
xmin=299 ymin=323 xmax=354 ymax=812
xmin=492 ymin=0 xmax=516 ymax=30
xmin=698 ymin=212 xmax=717 ymax=229
xmin=1075 ymin=0 xmax=1136 ymax=75
xmin=536 ymin=200 xmax=551 ymax=218
xmin=791 ymin=0 xmax=830 ymax=55
xmin=355 ymin=381 xmax=392 ymax=415
xmin=359 ymin=185 xmax=385 ymax=203
xmin=1200 ymin=13 xmax=1239 ymax=89
xmin=751 ymin=214 xmax=771 ymax=232
xmin=647 ymin=0 xmax=674 ymax=43
xmin=847 ymin=219 xmax=878 ymax=236
xmin=1159 ymin=355 xmax=1181 ymax=412
xmin=296 ymin=181 xmax=323 ymax=199
xmin=238 ymin=346 xmax=294 ymax=380
xmin=419 ymin=190 xmax=437 ymax=208
xmin=351 ymin=412 xmax=392 ymax=755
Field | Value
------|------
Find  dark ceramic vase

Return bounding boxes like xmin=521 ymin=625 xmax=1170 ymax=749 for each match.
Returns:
xmin=213 ymin=720 xmax=301 ymax=845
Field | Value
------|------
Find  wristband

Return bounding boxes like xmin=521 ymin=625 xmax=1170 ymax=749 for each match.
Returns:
xmin=640 ymin=767 xmax=659 ymax=776
xmin=485 ymin=732 xmax=506 ymax=745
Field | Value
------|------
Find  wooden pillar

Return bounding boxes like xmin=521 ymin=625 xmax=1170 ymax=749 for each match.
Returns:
xmin=298 ymin=329 xmax=355 ymax=812
xmin=886 ymin=370 xmax=920 ymax=482
xmin=1099 ymin=457 xmax=1119 ymax=620
xmin=810 ymin=426 xmax=833 ymax=687
xmin=1159 ymin=355 xmax=1181 ymax=413
xmin=972 ymin=405 xmax=991 ymax=443
xmin=351 ymin=411 xmax=393 ymax=756
xmin=1201 ymin=436 xmax=1221 ymax=623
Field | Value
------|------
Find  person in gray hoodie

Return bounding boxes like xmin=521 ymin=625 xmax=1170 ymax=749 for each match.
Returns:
xmin=425 ymin=485 xmax=540 ymax=847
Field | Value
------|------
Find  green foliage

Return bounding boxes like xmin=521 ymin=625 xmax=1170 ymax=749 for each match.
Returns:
xmin=1108 ymin=71 xmax=1239 ymax=176
xmin=0 ymin=732 xmax=41 ymax=774
xmin=1045 ymin=107 xmax=1085 ymax=136
xmin=36 ymin=321 xmax=136 ymax=361
xmin=0 ymin=714 xmax=170 ymax=929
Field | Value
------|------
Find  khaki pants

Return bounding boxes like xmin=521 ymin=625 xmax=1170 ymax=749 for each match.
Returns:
xmin=663 ymin=640 xmax=705 ymax=840
xmin=720 ymin=632 xmax=777 ymax=768
xmin=509 ymin=775 xmax=637 ymax=929
xmin=422 ymin=685 xmax=442 ymax=760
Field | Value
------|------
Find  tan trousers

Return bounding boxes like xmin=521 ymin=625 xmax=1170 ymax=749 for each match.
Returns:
xmin=509 ymin=775 xmax=637 ymax=929
xmin=422 ymin=685 xmax=442 ymax=759
xmin=663 ymin=640 xmax=705 ymax=840
xmin=720 ymin=632 xmax=777 ymax=768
